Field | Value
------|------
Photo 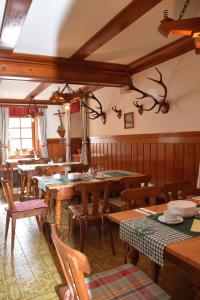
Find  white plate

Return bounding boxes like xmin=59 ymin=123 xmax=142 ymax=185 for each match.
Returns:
xmin=158 ymin=215 xmax=184 ymax=225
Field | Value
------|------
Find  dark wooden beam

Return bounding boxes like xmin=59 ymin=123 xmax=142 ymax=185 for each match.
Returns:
xmin=0 ymin=98 xmax=60 ymax=105
xmin=0 ymin=0 xmax=32 ymax=49
xmin=0 ymin=52 xmax=130 ymax=86
xmin=69 ymin=85 xmax=102 ymax=102
xmin=129 ymin=36 xmax=195 ymax=74
xmin=71 ymin=0 xmax=162 ymax=60
xmin=25 ymin=83 xmax=51 ymax=99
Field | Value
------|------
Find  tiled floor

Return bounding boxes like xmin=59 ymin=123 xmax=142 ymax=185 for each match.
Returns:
xmin=0 ymin=197 xmax=60 ymax=299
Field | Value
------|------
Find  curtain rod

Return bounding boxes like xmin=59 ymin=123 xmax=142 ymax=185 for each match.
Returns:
xmin=0 ymin=104 xmax=48 ymax=108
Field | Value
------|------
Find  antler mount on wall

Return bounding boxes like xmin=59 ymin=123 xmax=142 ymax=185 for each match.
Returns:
xmin=81 ymin=92 xmax=106 ymax=124
xmin=128 ymin=67 xmax=169 ymax=115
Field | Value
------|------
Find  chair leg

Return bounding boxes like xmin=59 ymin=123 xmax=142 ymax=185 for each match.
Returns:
xmin=68 ymin=213 xmax=74 ymax=242
xmin=11 ymin=218 xmax=16 ymax=253
xmin=106 ymin=217 xmax=115 ymax=256
xmin=5 ymin=213 xmax=10 ymax=240
xmin=79 ymin=220 xmax=86 ymax=252
xmin=36 ymin=216 xmax=42 ymax=231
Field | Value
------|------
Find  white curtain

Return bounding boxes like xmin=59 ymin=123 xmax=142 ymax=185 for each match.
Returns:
xmin=80 ymin=97 xmax=88 ymax=165
xmin=65 ymin=105 xmax=71 ymax=161
xmin=38 ymin=108 xmax=48 ymax=157
xmin=0 ymin=107 xmax=9 ymax=164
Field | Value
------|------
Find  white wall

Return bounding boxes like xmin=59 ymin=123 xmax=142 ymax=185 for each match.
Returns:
xmin=46 ymin=105 xmax=61 ymax=138
xmin=88 ymin=51 xmax=200 ymax=136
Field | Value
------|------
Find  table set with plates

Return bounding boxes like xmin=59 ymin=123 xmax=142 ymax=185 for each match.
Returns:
xmin=108 ymin=199 xmax=200 ymax=300
xmin=34 ymin=170 xmax=143 ymax=225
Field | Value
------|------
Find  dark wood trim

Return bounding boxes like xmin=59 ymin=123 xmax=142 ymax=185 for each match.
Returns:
xmin=0 ymin=57 xmax=129 ymax=86
xmin=25 ymin=83 xmax=51 ymax=99
xmin=0 ymin=50 xmax=128 ymax=72
xmin=0 ymin=99 xmax=60 ymax=105
xmin=89 ymin=131 xmax=200 ymax=188
xmin=129 ymin=36 xmax=195 ymax=74
xmin=71 ymin=0 xmax=162 ymax=60
xmin=0 ymin=0 xmax=32 ymax=49
xmin=90 ymin=131 xmax=200 ymax=144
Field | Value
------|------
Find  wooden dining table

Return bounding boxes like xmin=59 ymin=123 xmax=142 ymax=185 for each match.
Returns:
xmin=17 ymin=161 xmax=82 ymax=198
xmin=34 ymin=170 xmax=144 ymax=226
xmin=6 ymin=157 xmax=36 ymax=191
xmin=107 ymin=201 xmax=200 ymax=300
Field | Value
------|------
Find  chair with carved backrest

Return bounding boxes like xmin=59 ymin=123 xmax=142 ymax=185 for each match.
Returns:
xmin=51 ymin=224 xmax=170 ymax=300
xmin=160 ymin=180 xmax=193 ymax=202
xmin=67 ymin=180 xmax=112 ymax=252
xmin=108 ymin=174 xmax=151 ymax=212
xmin=70 ymin=164 xmax=90 ymax=173
xmin=1 ymin=178 xmax=47 ymax=252
xmin=45 ymin=165 xmax=66 ymax=176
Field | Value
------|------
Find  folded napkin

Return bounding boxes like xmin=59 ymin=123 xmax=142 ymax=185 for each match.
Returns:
xmin=191 ymin=219 xmax=200 ymax=232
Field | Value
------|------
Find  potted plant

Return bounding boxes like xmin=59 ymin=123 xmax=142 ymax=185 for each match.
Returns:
xmin=57 ymin=124 xmax=65 ymax=138
xmin=54 ymin=109 xmax=66 ymax=138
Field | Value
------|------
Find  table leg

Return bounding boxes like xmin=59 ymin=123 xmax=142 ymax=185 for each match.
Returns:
xmin=128 ymin=246 xmax=139 ymax=265
xmin=151 ymin=261 xmax=160 ymax=283
xmin=106 ymin=218 xmax=115 ymax=255
xmin=55 ymin=199 xmax=62 ymax=226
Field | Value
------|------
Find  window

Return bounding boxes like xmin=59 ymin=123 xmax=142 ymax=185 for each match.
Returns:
xmin=9 ymin=117 xmax=34 ymax=155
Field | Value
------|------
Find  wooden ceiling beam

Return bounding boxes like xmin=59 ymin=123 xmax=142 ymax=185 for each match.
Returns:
xmin=129 ymin=36 xmax=195 ymax=74
xmin=71 ymin=0 xmax=162 ymax=60
xmin=24 ymin=83 xmax=51 ymax=100
xmin=0 ymin=55 xmax=130 ymax=86
xmin=0 ymin=0 xmax=32 ymax=49
xmin=0 ymin=98 xmax=60 ymax=105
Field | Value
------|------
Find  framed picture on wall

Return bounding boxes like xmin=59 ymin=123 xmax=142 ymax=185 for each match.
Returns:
xmin=124 ymin=112 xmax=134 ymax=129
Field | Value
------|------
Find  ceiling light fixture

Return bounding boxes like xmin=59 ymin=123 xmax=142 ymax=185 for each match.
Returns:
xmin=50 ymin=83 xmax=75 ymax=104
xmin=158 ymin=0 xmax=200 ymax=53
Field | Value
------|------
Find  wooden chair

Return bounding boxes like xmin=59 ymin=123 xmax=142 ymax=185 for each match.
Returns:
xmin=45 ymin=165 xmax=66 ymax=176
xmin=67 ymin=181 xmax=111 ymax=252
xmin=121 ymin=185 xmax=161 ymax=210
xmin=160 ymin=180 xmax=192 ymax=202
xmin=1 ymin=178 xmax=48 ymax=252
xmin=70 ymin=164 xmax=90 ymax=173
xmin=108 ymin=175 xmax=151 ymax=212
xmin=51 ymin=224 xmax=170 ymax=300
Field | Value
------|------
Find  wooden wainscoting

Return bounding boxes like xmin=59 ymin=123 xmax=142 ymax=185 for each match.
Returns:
xmin=47 ymin=137 xmax=82 ymax=161
xmin=89 ymin=131 xmax=200 ymax=188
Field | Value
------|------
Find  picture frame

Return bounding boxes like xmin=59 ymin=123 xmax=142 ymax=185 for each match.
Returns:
xmin=124 ymin=112 xmax=134 ymax=129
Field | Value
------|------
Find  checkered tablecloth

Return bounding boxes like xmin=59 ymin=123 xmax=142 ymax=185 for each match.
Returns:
xmin=120 ymin=217 xmax=191 ymax=266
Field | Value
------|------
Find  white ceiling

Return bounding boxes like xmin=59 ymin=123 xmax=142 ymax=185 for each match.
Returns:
xmin=1 ymin=0 xmax=200 ymax=101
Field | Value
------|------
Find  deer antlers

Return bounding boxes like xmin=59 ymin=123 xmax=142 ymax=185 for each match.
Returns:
xmin=112 ymin=106 xmax=122 ymax=119
xmin=128 ymin=67 xmax=169 ymax=115
xmin=81 ymin=92 xmax=106 ymax=124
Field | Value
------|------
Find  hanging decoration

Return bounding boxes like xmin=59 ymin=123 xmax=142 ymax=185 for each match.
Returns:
xmin=128 ymin=67 xmax=169 ymax=115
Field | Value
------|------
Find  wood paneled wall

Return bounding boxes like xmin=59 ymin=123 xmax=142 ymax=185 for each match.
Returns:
xmin=89 ymin=132 xmax=200 ymax=188
xmin=47 ymin=137 xmax=81 ymax=161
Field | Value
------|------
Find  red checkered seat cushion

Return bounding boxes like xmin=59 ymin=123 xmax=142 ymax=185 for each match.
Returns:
xmin=13 ymin=199 xmax=47 ymax=212
xmin=61 ymin=263 xmax=170 ymax=300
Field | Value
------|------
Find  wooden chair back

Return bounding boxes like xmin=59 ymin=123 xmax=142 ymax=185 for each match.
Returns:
xmin=79 ymin=181 xmax=111 ymax=217
xmin=160 ymin=180 xmax=192 ymax=202
xmin=120 ymin=174 xmax=151 ymax=189
xmin=51 ymin=224 xmax=91 ymax=300
xmin=121 ymin=186 xmax=161 ymax=210
xmin=45 ymin=165 xmax=66 ymax=176
xmin=70 ymin=164 xmax=89 ymax=173
xmin=1 ymin=178 xmax=16 ymax=210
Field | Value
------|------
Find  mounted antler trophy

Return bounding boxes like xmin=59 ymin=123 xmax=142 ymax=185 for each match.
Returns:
xmin=112 ymin=106 xmax=122 ymax=119
xmin=128 ymin=67 xmax=169 ymax=115
xmin=81 ymin=92 xmax=106 ymax=124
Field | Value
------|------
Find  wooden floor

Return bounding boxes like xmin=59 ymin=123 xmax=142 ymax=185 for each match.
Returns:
xmin=0 ymin=188 xmax=195 ymax=300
